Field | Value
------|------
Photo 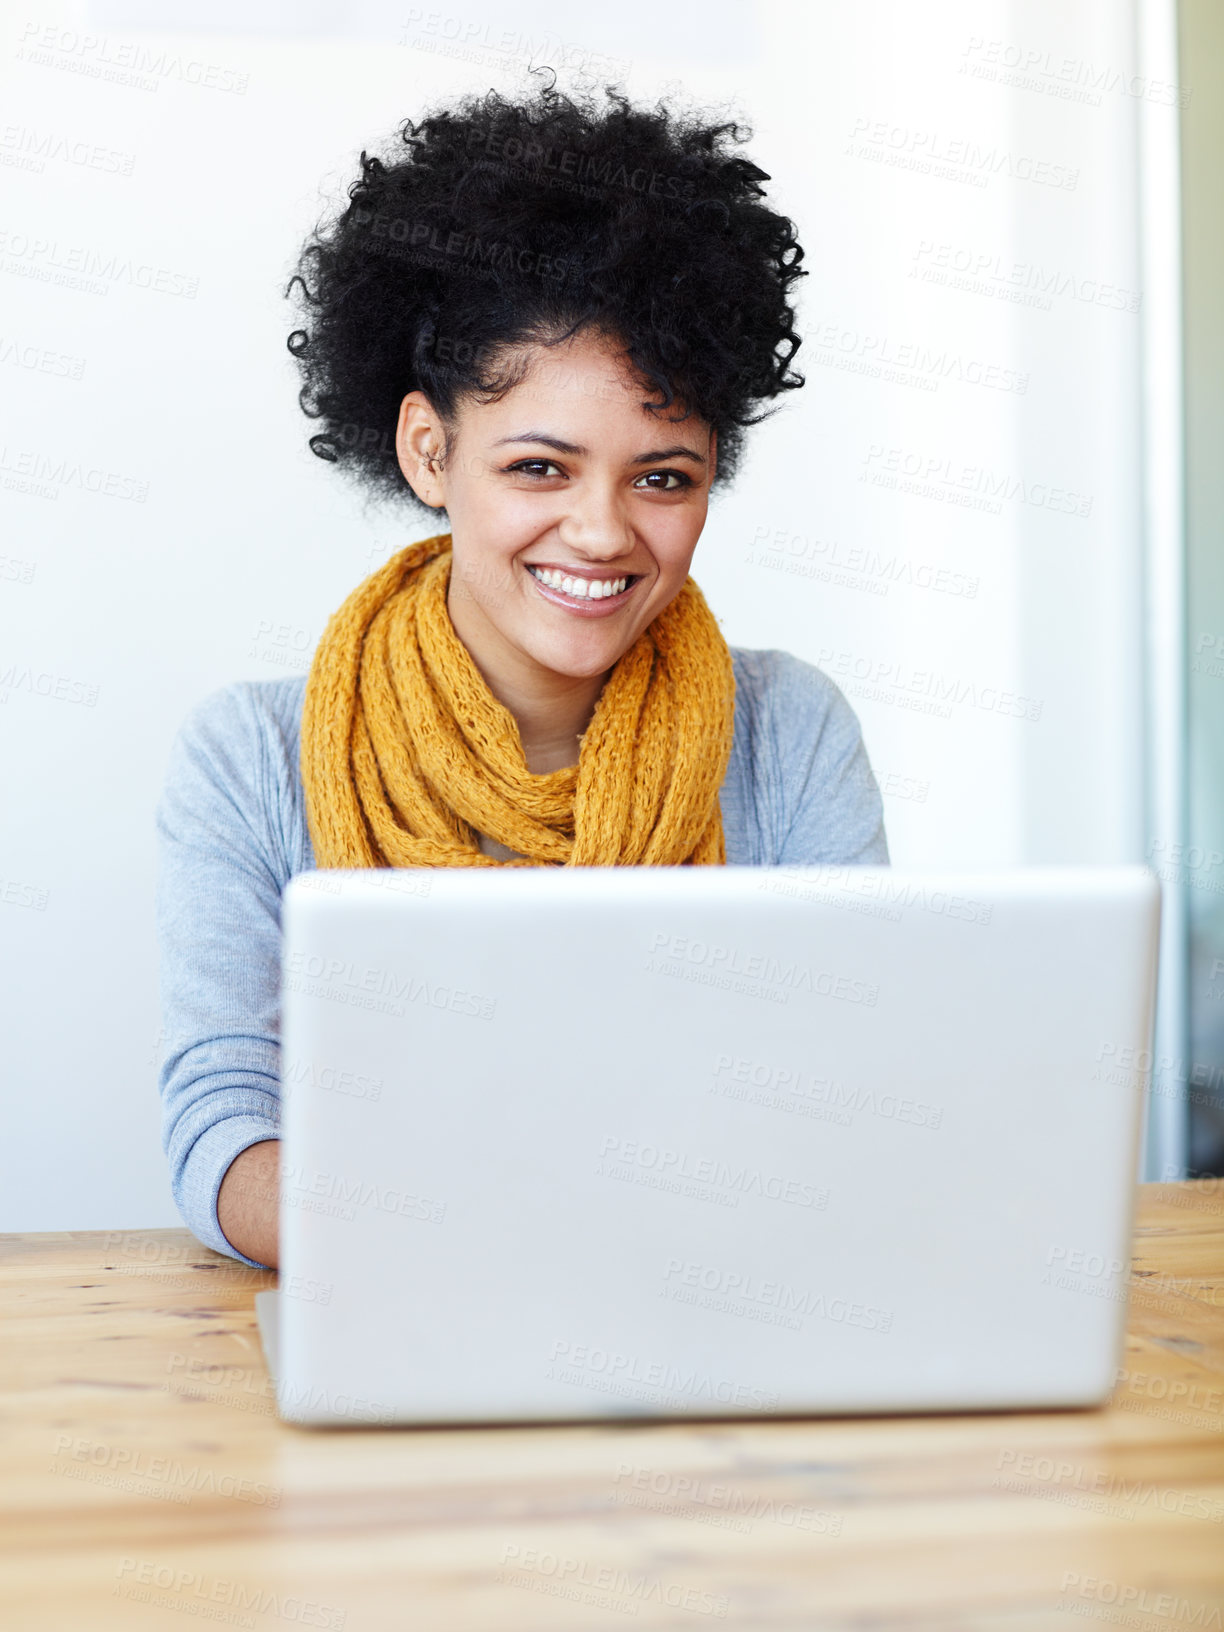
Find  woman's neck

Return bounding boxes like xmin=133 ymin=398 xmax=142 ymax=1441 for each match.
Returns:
xmin=490 ymin=664 xmax=611 ymax=773
xmin=448 ymin=581 xmax=613 ymax=773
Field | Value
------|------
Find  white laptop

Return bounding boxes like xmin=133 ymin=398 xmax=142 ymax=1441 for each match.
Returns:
xmin=256 ymin=865 xmax=1160 ymax=1426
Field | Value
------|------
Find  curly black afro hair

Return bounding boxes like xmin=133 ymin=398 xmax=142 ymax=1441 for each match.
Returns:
xmin=286 ymin=76 xmax=807 ymax=508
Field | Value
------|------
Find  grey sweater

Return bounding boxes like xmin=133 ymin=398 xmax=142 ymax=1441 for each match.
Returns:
xmin=154 ymin=647 xmax=889 ymax=1266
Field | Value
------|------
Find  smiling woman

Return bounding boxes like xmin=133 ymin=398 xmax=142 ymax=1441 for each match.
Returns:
xmin=301 ymin=328 xmax=735 ymax=863
xmin=154 ymin=78 xmax=889 ymax=1268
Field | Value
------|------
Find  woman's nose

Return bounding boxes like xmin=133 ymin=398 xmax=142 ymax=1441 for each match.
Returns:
xmin=556 ymin=482 xmax=635 ymax=555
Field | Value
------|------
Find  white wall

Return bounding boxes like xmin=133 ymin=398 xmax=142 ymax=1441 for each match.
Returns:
xmin=1 ymin=0 xmax=1163 ymax=1228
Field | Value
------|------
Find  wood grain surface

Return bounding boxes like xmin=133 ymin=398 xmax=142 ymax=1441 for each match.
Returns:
xmin=2 ymin=1182 xmax=1223 ymax=1630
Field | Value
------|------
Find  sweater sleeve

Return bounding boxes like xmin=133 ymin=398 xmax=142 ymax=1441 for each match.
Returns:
xmin=764 ymin=650 xmax=890 ymax=866
xmin=154 ymin=683 xmax=286 ymax=1268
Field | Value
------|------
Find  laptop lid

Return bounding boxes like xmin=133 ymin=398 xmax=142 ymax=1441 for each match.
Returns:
xmin=272 ymin=865 xmax=1159 ymax=1425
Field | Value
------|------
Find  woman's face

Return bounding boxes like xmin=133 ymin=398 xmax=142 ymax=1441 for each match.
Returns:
xmin=395 ymin=328 xmax=717 ymax=685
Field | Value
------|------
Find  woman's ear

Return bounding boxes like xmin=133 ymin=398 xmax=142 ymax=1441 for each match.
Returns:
xmin=396 ymin=392 xmax=448 ymax=509
xmin=708 ymin=426 xmax=718 ymax=488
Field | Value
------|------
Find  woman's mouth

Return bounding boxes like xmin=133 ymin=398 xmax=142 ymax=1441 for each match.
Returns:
xmin=525 ymin=563 xmax=641 ymax=614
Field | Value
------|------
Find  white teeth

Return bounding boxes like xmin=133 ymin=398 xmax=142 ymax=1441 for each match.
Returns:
xmin=529 ymin=566 xmax=628 ymax=599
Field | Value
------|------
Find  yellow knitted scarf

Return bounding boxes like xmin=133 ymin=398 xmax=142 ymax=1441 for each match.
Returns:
xmin=300 ymin=532 xmax=736 ymax=869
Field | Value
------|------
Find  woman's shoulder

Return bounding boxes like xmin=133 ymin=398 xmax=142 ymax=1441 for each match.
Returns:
xmin=728 ymin=644 xmax=865 ymax=750
xmin=161 ymin=676 xmax=312 ymax=872
xmin=729 ymin=642 xmax=845 ymax=699
xmin=726 ymin=644 xmax=888 ymax=864
xmin=174 ymin=674 xmax=308 ymax=755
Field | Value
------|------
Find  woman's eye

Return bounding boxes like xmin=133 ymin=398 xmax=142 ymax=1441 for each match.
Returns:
xmin=505 ymin=462 xmax=692 ymax=489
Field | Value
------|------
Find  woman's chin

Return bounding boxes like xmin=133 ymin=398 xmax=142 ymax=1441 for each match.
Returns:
xmin=518 ymin=628 xmax=632 ymax=683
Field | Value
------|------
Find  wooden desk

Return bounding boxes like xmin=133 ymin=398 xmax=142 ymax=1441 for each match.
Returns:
xmin=3 ymin=1183 xmax=1223 ymax=1630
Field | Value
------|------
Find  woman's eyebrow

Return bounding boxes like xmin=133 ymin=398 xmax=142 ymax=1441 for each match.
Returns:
xmin=492 ymin=432 xmax=706 ymax=465
xmin=631 ymin=445 xmax=707 ymax=466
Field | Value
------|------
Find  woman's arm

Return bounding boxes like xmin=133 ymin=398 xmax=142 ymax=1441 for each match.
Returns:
xmin=217 ymin=1139 xmax=281 ymax=1269
xmin=155 ymin=682 xmax=289 ymax=1271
